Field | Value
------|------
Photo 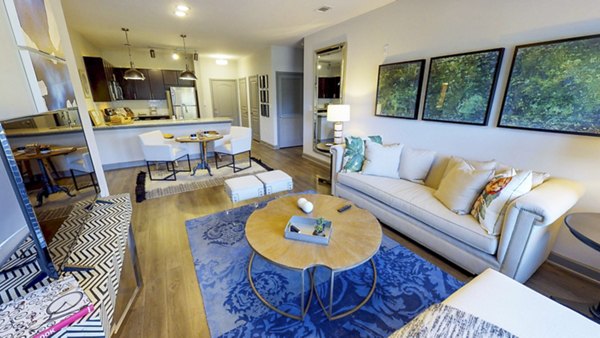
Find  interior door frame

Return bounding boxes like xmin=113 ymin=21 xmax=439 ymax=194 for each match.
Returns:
xmin=276 ymin=71 xmax=303 ymax=148
xmin=238 ymin=77 xmax=249 ymax=127
xmin=210 ymin=78 xmax=240 ymax=126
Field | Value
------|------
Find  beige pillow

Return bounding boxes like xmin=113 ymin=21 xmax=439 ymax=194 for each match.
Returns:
xmin=471 ymin=170 xmax=533 ymax=235
xmin=442 ymin=156 xmax=496 ymax=179
xmin=361 ymin=141 xmax=404 ymax=178
xmin=398 ymin=147 xmax=436 ymax=184
xmin=434 ymin=161 xmax=495 ymax=215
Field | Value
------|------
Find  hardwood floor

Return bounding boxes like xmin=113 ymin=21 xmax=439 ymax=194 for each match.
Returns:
xmin=107 ymin=142 xmax=599 ymax=337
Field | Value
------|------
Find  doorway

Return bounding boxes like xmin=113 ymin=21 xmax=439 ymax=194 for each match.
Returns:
xmin=210 ymin=79 xmax=240 ymax=126
xmin=276 ymin=72 xmax=303 ymax=148
xmin=248 ymin=75 xmax=260 ymax=141
xmin=238 ymin=78 xmax=249 ymax=128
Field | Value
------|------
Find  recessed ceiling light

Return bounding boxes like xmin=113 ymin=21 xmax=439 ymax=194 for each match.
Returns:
xmin=215 ymin=59 xmax=228 ymax=66
xmin=315 ymin=6 xmax=332 ymax=13
xmin=175 ymin=10 xmax=187 ymax=17
xmin=176 ymin=4 xmax=189 ymax=11
xmin=172 ymin=53 xmax=180 ymax=60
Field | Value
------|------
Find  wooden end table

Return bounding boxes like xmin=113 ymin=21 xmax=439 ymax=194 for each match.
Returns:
xmin=245 ymin=194 xmax=382 ymax=320
xmin=175 ymin=134 xmax=223 ymax=176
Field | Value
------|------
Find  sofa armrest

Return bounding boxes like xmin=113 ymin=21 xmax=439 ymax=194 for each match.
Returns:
xmin=497 ymin=178 xmax=584 ymax=282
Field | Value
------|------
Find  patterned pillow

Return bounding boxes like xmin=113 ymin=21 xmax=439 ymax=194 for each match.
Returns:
xmin=471 ymin=170 xmax=533 ymax=235
xmin=342 ymin=135 xmax=382 ymax=172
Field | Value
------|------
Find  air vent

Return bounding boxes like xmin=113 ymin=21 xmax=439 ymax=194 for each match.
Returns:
xmin=316 ymin=6 xmax=332 ymax=13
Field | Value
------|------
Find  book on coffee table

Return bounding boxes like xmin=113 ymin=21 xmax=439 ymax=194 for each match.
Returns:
xmin=0 ymin=276 xmax=93 ymax=337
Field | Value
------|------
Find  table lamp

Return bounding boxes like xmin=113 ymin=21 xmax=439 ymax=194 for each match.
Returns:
xmin=327 ymin=104 xmax=350 ymax=145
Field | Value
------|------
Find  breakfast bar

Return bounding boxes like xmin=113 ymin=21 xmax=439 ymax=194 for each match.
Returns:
xmin=93 ymin=118 xmax=232 ymax=169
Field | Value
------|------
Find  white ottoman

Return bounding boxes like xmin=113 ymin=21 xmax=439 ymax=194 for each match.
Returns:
xmin=256 ymin=170 xmax=293 ymax=195
xmin=225 ymin=175 xmax=265 ymax=202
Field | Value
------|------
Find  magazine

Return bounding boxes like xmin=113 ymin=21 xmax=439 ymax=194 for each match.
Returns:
xmin=0 ymin=276 xmax=93 ymax=337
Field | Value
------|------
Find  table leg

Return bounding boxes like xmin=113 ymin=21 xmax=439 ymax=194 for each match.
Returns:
xmin=35 ymin=158 xmax=74 ymax=207
xmin=202 ymin=141 xmax=212 ymax=176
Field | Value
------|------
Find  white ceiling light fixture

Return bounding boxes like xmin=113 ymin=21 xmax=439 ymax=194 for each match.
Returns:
xmin=121 ymin=28 xmax=145 ymax=81
xmin=176 ymin=4 xmax=189 ymax=11
xmin=172 ymin=52 xmax=180 ymax=60
xmin=215 ymin=59 xmax=228 ymax=66
xmin=179 ymin=34 xmax=197 ymax=80
xmin=175 ymin=3 xmax=189 ymax=17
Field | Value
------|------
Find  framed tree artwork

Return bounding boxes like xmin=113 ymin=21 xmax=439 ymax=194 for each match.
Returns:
xmin=498 ymin=34 xmax=600 ymax=136
xmin=374 ymin=59 xmax=425 ymax=119
xmin=423 ymin=48 xmax=504 ymax=125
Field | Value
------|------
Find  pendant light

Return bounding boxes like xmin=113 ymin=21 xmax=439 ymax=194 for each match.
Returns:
xmin=179 ymin=34 xmax=197 ymax=81
xmin=121 ymin=28 xmax=145 ymax=81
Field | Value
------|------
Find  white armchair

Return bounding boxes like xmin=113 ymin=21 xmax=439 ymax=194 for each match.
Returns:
xmin=138 ymin=130 xmax=191 ymax=181
xmin=64 ymin=147 xmax=98 ymax=193
xmin=213 ymin=126 xmax=252 ymax=172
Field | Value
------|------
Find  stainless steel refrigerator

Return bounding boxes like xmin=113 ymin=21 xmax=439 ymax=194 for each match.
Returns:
xmin=167 ymin=87 xmax=199 ymax=120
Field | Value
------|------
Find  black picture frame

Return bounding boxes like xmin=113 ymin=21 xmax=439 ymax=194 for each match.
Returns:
xmin=498 ymin=34 xmax=600 ymax=137
xmin=422 ymin=48 xmax=504 ymax=125
xmin=374 ymin=59 xmax=425 ymax=119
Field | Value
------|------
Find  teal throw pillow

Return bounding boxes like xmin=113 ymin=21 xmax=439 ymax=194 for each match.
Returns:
xmin=342 ymin=135 xmax=383 ymax=172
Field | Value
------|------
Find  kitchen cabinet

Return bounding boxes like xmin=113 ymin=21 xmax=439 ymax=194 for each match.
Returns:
xmin=148 ymin=69 xmax=166 ymax=100
xmin=318 ymin=77 xmax=341 ymax=99
xmin=114 ymin=68 xmax=152 ymax=100
xmin=84 ymin=57 xmax=114 ymax=102
xmin=162 ymin=69 xmax=195 ymax=88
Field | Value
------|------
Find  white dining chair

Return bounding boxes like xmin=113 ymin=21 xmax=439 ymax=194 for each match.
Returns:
xmin=64 ymin=147 xmax=99 ymax=193
xmin=138 ymin=130 xmax=191 ymax=181
xmin=213 ymin=126 xmax=252 ymax=172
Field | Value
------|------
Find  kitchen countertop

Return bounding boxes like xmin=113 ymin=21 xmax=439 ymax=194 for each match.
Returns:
xmin=4 ymin=118 xmax=232 ymax=137
xmin=93 ymin=117 xmax=232 ymax=131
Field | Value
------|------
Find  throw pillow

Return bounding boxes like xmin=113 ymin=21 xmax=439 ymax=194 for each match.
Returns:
xmin=434 ymin=161 xmax=495 ymax=215
xmin=361 ymin=141 xmax=404 ymax=178
xmin=532 ymin=171 xmax=550 ymax=188
xmin=471 ymin=170 xmax=533 ymax=235
xmin=341 ymin=135 xmax=383 ymax=172
xmin=398 ymin=147 xmax=436 ymax=184
xmin=442 ymin=156 xmax=496 ymax=179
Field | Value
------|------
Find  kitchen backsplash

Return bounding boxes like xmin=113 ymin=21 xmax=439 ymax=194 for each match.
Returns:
xmin=95 ymin=100 xmax=170 ymax=117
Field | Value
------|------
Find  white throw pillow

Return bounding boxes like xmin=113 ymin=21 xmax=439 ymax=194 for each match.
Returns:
xmin=471 ymin=170 xmax=533 ymax=235
xmin=398 ymin=147 xmax=436 ymax=184
xmin=434 ymin=161 xmax=495 ymax=215
xmin=531 ymin=171 xmax=550 ymax=188
xmin=361 ymin=141 xmax=404 ymax=178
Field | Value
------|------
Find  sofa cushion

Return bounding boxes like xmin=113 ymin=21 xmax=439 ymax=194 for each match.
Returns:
xmin=434 ymin=161 xmax=495 ymax=215
xmin=472 ymin=170 xmax=533 ymax=235
xmin=342 ymin=135 xmax=382 ymax=172
xmin=361 ymin=141 xmax=403 ymax=178
xmin=398 ymin=147 xmax=436 ymax=184
xmin=337 ymin=172 xmax=499 ymax=254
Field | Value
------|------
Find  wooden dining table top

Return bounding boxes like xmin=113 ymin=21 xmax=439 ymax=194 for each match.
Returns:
xmin=13 ymin=146 xmax=77 ymax=161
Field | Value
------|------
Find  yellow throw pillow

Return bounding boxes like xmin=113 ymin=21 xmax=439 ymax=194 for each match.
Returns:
xmin=434 ymin=161 xmax=495 ymax=215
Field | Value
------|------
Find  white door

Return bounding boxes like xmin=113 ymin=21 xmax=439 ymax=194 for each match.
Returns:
xmin=239 ymin=78 xmax=249 ymax=128
xmin=210 ymin=79 xmax=240 ymax=126
xmin=249 ymin=75 xmax=260 ymax=141
xmin=277 ymin=72 xmax=303 ymax=148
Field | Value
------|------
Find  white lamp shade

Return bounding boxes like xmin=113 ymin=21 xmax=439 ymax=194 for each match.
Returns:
xmin=327 ymin=104 xmax=350 ymax=122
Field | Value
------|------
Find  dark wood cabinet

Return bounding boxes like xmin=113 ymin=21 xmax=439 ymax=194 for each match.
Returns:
xmin=162 ymin=70 xmax=179 ymax=88
xmin=113 ymin=68 xmax=152 ymax=100
xmin=84 ymin=57 xmax=114 ymax=102
xmin=318 ymin=76 xmax=341 ymax=99
xmin=148 ymin=69 xmax=166 ymax=100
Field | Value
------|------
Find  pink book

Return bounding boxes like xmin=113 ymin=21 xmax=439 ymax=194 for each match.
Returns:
xmin=33 ymin=304 xmax=95 ymax=338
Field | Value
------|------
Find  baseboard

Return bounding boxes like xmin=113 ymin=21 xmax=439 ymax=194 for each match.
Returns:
xmin=547 ymin=252 xmax=600 ymax=284
xmin=302 ymin=153 xmax=328 ymax=168
xmin=260 ymin=141 xmax=279 ymax=150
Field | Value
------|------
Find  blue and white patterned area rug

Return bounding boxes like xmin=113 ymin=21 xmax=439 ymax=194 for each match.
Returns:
xmin=185 ymin=201 xmax=464 ymax=337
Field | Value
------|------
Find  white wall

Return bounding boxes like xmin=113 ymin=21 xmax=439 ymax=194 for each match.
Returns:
xmin=0 ymin=2 xmax=37 ymax=119
xmin=238 ymin=46 xmax=303 ymax=146
xmin=303 ymin=0 xmax=600 ymax=270
xmin=194 ymin=57 xmax=239 ymax=118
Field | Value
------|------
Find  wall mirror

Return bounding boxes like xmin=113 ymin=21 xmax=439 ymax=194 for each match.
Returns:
xmin=313 ymin=43 xmax=346 ymax=154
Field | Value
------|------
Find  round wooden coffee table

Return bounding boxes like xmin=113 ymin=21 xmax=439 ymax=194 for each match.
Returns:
xmin=245 ymin=194 xmax=382 ymax=320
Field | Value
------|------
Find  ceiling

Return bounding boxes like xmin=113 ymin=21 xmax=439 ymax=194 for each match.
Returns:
xmin=62 ymin=0 xmax=395 ymax=59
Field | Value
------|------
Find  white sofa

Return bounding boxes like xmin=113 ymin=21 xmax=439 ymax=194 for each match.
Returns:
xmin=330 ymin=145 xmax=584 ymax=282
